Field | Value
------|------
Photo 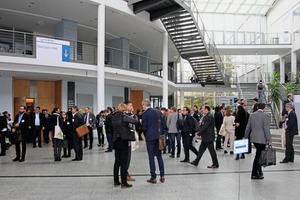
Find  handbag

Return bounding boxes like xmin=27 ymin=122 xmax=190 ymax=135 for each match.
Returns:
xmin=219 ymin=124 xmax=226 ymax=136
xmin=120 ymin=115 xmax=136 ymax=141
xmin=76 ymin=124 xmax=89 ymax=137
xmin=54 ymin=116 xmax=64 ymax=140
xmin=259 ymin=145 xmax=276 ymax=167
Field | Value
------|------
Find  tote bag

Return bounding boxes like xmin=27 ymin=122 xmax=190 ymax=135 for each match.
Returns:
xmin=54 ymin=116 xmax=64 ymax=140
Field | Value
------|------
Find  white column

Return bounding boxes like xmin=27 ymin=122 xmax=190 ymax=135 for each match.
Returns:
xmin=180 ymin=56 xmax=184 ymax=83
xmin=255 ymin=64 xmax=258 ymax=81
xmin=291 ymin=51 xmax=297 ymax=81
xmin=180 ymin=90 xmax=184 ymax=109
xmin=97 ymin=4 xmax=105 ymax=112
xmin=163 ymin=31 xmax=168 ymax=108
xmin=280 ymin=56 xmax=285 ymax=83
xmin=213 ymin=92 xmax=216 ymax=106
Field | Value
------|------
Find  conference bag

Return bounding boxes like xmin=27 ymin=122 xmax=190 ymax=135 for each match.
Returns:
xmin=259 ymin=145 xmax=276 ymax=167
xmin=54 ymin=116 xmax=64 ymax=140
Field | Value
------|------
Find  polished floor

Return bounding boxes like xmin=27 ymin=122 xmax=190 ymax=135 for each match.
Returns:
xmin=0 ymin=131 xmax=300 ymax=200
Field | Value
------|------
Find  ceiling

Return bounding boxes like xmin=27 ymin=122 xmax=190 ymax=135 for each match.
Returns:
xmin=193 ymin=0 xmax=277 ymax=15
xmin=0 ymin=0 xmax=179 ymax=62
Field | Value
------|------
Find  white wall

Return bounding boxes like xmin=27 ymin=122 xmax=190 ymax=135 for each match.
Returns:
xmin=105 ymin=85 xmax=124 ymax=109
xmin=0 ymin=76 xmax=13 ymax=116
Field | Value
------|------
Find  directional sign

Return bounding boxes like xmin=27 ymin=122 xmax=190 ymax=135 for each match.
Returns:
xmin=36 ymin=37 xmax=71 ymax=63
xmin=233 ymin=139 xmax=249 ymax=154
xmin=62 ymin=45 xmax=70 ymax=62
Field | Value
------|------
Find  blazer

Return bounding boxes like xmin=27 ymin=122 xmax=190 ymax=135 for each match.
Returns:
xmin=282 ymin=99 xmax=293 ymax=116
xmin=245 ymin=110 xmax=271 ymax=144
xmin=13 ymin=112 xmax=30 ymax=134
xmin=30 ymin=112 xmax=45 ymax=128
xmin=167 ymin=112 xmax=180 ymax=133
xmin=214 ymin=111 xmax=223 ymax=129
xmin=0 ymin=115 xmax=8 ymax=131
xmin=198 ymin=113 xmax=215 ymax=142
xmin=83 ymin=112 xmax=96 ymax=127
xmin=141 ymin=108 xmax=163 ymax=142
xmin=181 ymin=114 xmax=195 ymax=137
xmin=71 ymin=112 xmax=84 ymax=132
xmin=286 ymin=110 xmax=299 ymax=136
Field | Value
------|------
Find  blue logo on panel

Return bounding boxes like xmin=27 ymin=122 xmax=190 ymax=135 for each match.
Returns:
xmin=62 ymin=45 xmax=70 ymax=62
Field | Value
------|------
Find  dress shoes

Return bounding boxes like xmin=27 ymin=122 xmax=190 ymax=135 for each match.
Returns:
xmin=241 ymin=154 xmax=245 ymax=159
xmin=12 ymin=158 xmax=20 ymax=162
xmin=230 ymin=151 xmax=234 ymax=155
xmin=121 ymin=183 xmax=132 ymax=188
xmin=224 ymin=150 xmax=228 ymax=154
xmin=62 ymin=155 xmax=67 ymax=158
xmin=180 ymin=159 xmax=189 ymax=163
xmin=105 ymin=150 xmax=112 ymax=153
xmin=177 ymin=154 xmax=180 ymax=158
xmin=19 ymin=159 xmax=25 ymax=162
xmin=160 ymin=177 xmax=165 ymax=183
xmin=127 ymin=176 xmax=135 ymax=182
xmin=169 ymin=154 xmax=174 ymax=158
xmin=207 ymin=165 xmax=219 ymax=169
xmin=190 ymin=160 xmax=198 ymax=167
xmin=89 ymin=147 xmax=92 ymax=150
xmin=280 ymin=160 xmax=289 ymax=163
xmin=251 ymin=176 xmax=264 ymax=180
xmin=147 ymin=179 xmax=157 ymax=184
xmin=114 ymin=182 xmax=121 ymax=186
xmin=72 ymin=158 xmax=80 ymax=161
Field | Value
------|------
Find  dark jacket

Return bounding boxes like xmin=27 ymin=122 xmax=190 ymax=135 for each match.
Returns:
xmin=214 ymin=111 xmax=223 ymax=130
xmin=141 ymin=108 xmax=163 ymax=142
xmin=105 ymin=113 xmax=113 ymax=133
xmin=112 ymin=112 xmax=139 ymax=142
xmin=286 ymin=110 xmax=299 ymax=136
xmin=50 ymin=113 xmax=63 ymax=133
xmin=29 ymin=112 xmax=45 ymax=128
xmin=198 ymin=113 xmax=215 ymax=142
xmin=71 ymin=112 xmax=84 ymax=132
xmin=13 ymin=112 xmax=30 ymax=134
xmin=235 ymin=112 xmax=249 ymax=139
xmin=0 ymin=115 xmax=8 ymax=131
xmin=282 ymin=99 xmax=293 ymax=116
xmin=181 ymin=114 xmax=195 ymax=137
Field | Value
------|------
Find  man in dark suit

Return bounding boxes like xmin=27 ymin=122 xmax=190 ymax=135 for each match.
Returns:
xmin=282 ymin=94 xmax=294 ymax=117
xmin=71 ymin=106 xmax=84 ymax=161
xmin=12 ymin=105 xmax=30 ymax=162
xmin=141 ymin=99 xmax=165 ymax=184
xmin=191 ymin=105 xmax=219 ymax=168
xmin=0 ymin=113 xmax=8 ymax=156
xmin=42 ymin=109 xmax=51 ymax=144
xmin=181 ymin=106 xmax=198 ymax=163
xmin=83 ymin=107 xmax=96 ymax=149
xmin=280 ymin=103 xmax=299 ymax=163
xmin=29 ymin=106 xmax=45 ymax=148
xmin=214 ymin=106 xmax=224 ymax=150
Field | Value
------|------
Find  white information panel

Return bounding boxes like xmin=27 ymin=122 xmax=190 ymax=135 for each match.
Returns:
xmin=36 ymin=37 xmax=70 ymax=63
xmin=294 ymin=95 xmax=300 ymax=132
xmin=233 ymin=139 xmax=249 ymax=154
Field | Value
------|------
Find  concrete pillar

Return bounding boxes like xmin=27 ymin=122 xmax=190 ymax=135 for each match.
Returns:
xmin=97 ymin=4 xmax=105 ymax=112
xmin=180 ymin=57 xmax=184 ymax=83
xmin=280 ymin=57 xmax=285 ymax=83
xmin=180 ymin=90 xmax=184 ymax=109
xmin=163 ymin=32 xmax=168 ymax=108
xmin=291 ymin=51 xmax=297 ymax=81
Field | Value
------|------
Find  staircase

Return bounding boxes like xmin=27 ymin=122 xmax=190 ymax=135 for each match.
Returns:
xmin=129 ymin=0 xmax=228 ymax=85
xmin=239 ymin=83 xmax=278 ymax=129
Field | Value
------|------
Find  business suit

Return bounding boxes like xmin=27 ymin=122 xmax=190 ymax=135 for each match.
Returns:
xmin=281 ymin=98 xmax=293 ymax=116
xmin=181 ymin=114 xmax=198 ymax=161
xmin=214 ymin=111 xmax=223 ymax=150
xmin=142 ymin=108 xmax=164 ymax=181
xmin=283 ymin=110 xmax=299 ymax=162
xmin=71 ymin=112 xmax=84 ymax=160
xmin=13 ymin=112 xmax=30 ymax=161
xmin=245 ymin=110 xmax=271 ymax=178
xmin=83 ymin=112 xmax=96 ymax=149
xmin=30 ymin=112 xmax=45 ymax=148
xmin=193 ymin=113 xmax=219 ymax=167
xmin=0 ymin=115 xmax=8 ymax=155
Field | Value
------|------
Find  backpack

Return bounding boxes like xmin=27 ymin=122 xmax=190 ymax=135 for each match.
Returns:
xmin=192 ymin=117 xmax=200 ymax=133
xmin=257 ymin=82 xmax=263 ymax=90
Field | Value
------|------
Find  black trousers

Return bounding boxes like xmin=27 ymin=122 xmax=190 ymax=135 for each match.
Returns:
xmin=113 ymin=139 xmax=129 ymax=184
xmin=97 ymin=127 xmax=104 ymax=145
xmin=215 ymin=125 xmax=222 ymax=149
xmin=0 ymin=131 xmax=7 ymax=154
xmin=195 ymin=141 xmax=219 ymax=166
xmin=182 ymin=134 xmax=198 ymax=161
xmin=285 ymin=134 xmax=295 ymax=162
xmin=84 ymin=127 xmax=93 ymax=148
xmin=33 ymin=126 xmax=42 ymax=147
xmin=15 ymin=133 xmax=27 ymax=160
xmin=252 ymin=143 xmax=266 ymax=177
xmin=127 ymin=143 xmax=131 ymax=176
xmin=43 ymin=127 xmax=50 ymax=143
xmin=73 ymin=132 xmax=83 ymax=160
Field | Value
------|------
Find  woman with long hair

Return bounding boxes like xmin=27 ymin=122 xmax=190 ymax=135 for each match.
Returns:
xmin=222 ymin=109 xmax=235 ymax=154
xmin=50 ymin=108 xmax=63 ymax=161
xmin=235 ymin=105 xmax=249 ymax=160
xmin=61 ymin=111 xmax=72 ymax=158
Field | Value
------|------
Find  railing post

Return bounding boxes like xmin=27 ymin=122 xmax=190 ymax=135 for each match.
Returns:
xmin=24 ymin=33 xmax=26 ymax=55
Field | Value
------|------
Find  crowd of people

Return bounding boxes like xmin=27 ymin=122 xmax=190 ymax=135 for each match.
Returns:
xmin=0 ymin=94 xmax=298 ymax=188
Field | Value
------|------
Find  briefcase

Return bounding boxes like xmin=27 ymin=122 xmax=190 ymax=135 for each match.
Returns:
xmin=259 ymin=145 xmax=276 ymax=167
xmin=76 ymin=124 xmax=89 ymax=137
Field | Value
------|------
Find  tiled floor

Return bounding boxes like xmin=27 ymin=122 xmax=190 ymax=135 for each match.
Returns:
xmin=0 ymin=131 xmax=300 ymax=200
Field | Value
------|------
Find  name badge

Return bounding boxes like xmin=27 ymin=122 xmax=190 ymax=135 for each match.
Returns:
xmin=21 ymin=120 xmax=25 ymax=122
xmin=90 ymin=118 xmax=92 ymax=120
xmin=72 ymin=119 xmax=74 ymax=122
xmin=67 ymin=122 xmax=70 ymax=125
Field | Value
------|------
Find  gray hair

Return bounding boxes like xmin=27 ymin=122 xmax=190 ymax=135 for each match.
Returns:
xmin=285 ymin=103 xmax=293 ymax=109
xmin=142 ymin=99 xmax=151 ymax=107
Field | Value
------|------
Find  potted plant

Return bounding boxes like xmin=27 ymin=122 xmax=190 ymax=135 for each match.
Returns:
xmin=270 ymin=72 xmax=280 ymax=107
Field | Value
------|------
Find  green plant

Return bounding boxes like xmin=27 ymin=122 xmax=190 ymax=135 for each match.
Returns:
xmin=270 ymin=72 xmax=280 ymax=107
xmin=286 ymin=71 xmax=300 ymax=95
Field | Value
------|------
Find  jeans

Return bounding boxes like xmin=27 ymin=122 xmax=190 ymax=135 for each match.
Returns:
xmin=146 ymin=139 xmax=164 ymax=180
xmin=106 ymin=132 xmax=113 ymax=151
xmin=169 ymin=132 xmax=181 ymax=156
xmin=258 ymin=90 xmax=263 ymax=103
xmin=163 ymin=130 xmax=171 ymax=153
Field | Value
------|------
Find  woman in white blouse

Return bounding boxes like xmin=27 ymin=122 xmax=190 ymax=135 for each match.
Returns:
xmin=222 ymin=109 xmax=235 ymax=154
